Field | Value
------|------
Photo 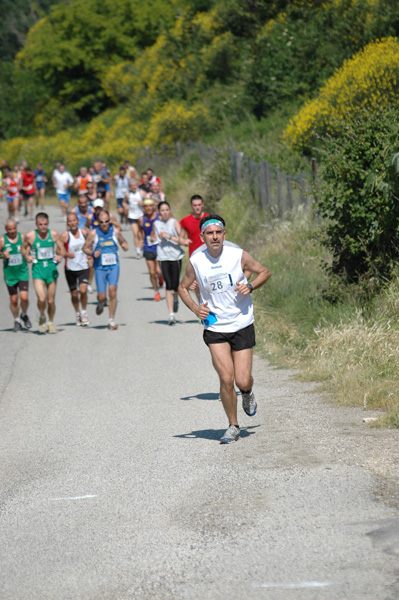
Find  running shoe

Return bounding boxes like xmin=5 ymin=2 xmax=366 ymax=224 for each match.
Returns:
xmin=13 ymin=320 xmax=22 ymax=332
xmin=76 ymin=312 xmax=81 ymax=326
xmin=96 ymin=300 xmax=105 ymax=315
xmin=20 ymin=313 xmax=32 ymax=329
xmin=48 ymin=323 xmax=57 ymax=334
xmin=158 ymin=275 xmax=164 ymax=288
xmin=81 ymin=311 xmax=90 ymax=326
xmin=168 ymin=315 xmax=176 ymax=326
xmin=154 ymin=292 xmax=161 ymax=302
xmin=87 ymin=284 xmax=94 ymax=294
xmin=242 ymin=390 xmax=257 ymax=417
xmin=220 ymin=425 xmax=240 ymax=444
xmin=38 ymin=316 xmax=48 ymax=333
xmin=108 ymin=321 xmax=118 ymax=331
xmin=173 ymin=298 xmax=179 ymax=313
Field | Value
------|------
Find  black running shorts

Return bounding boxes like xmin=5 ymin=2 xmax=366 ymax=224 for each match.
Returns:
xmin=203 ymin=323 xmax=255 ymax=351
xmin=65 ymin=268 xmax=89 ymax=291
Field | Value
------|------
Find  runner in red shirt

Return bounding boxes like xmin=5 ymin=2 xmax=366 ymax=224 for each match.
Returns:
xmin=21 ymin=166 xmax=36 ymax=219
xmin=180 ymin=194 xmax=208 ymax=301
xmin=180 ymin=195 xmax=209 ymax=257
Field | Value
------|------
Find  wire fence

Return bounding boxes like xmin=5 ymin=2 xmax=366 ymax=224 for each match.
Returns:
xmin=135 ymin=141 xmax=315 ymax=219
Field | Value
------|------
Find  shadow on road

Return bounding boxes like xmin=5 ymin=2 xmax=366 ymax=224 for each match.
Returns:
xmin=89 ymin=324 xmax=127 ymax=330
xmin=174 ymin=425 xmax=260 ymax=441
xmin=0 ymin=327 xmax=32 ymax=334
xmin=180 ymin=392 xmax=220 ymax=401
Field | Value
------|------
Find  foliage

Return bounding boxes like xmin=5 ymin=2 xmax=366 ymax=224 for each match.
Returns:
xmin=0 ymin=0 xmax=58 ymax=61
xmin=16 ymin=0 xmax=177 ymax=120
xmin=248 ymin=0 xmax=399 ymax=119
xmin=144 ymin=101 xmax=213 ymax=147
xmin=284 ymin=37 xmax=399 ymax=150
xmin=316 ymin=106 xmax=399 ymax=281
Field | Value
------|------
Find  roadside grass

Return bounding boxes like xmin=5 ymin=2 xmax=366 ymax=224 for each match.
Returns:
xmin=204 ymin=184 xmax=399 ymax=427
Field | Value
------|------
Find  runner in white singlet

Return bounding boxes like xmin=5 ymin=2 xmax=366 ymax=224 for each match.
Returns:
xmin=179 ymin=214 xmax=271 ymax=444
xmin=60 ymin=212 xmax=90 ymax=326
xmin=123 ymin=179 xmax=146 ymax=258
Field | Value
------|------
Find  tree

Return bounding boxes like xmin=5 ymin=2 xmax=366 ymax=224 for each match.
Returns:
xmin=16 ymin=0 xmax=177 ymax=119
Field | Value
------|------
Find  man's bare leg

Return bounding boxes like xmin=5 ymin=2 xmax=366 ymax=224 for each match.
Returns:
xmin=208 ymin=342 xmax=238 ymax=426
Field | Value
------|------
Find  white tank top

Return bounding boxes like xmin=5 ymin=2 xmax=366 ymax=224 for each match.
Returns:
xmin=127 ymin=191 xmax=144 ymax=219
xmin=66 ymin=229 xmax=89 ymax=271
xmin=190 ymin=244 xmax=254 ymax=332
xmin=115 ymin=174 xmax=130 ymax=198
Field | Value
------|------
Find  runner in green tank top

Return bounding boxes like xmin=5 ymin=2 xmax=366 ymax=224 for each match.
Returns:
xmin=0 ymin=219 xmax=32 ymax=332
xmin=24 ymin=212 xmax=64 ymax=334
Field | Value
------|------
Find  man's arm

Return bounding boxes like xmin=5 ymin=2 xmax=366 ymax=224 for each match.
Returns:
xmin=83 ymin=230 xmax=98 ymax=257
xmin=235 ymin=251 xmax=271 ymax=295
xmin=174 ymin=221 xmax=191 ymax=246
xmin=52 ymin=230 xmax=66 ymax=260
xmin=117 ymin=231 xmax=129 ymax=251
xmin=178 ymin=261 xmax=210 ymax=320
xmin=179 ymin=218 xmax=192 ymax=246
xmin=59 ymin=231 xmax=73 ymax=257
xmin=22 ymin=231 xmax=34 ymax=262
xmin=110 ymin=213 xmax=120 ymax=230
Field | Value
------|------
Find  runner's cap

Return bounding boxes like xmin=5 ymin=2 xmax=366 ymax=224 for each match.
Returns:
xmin=92 ymin=198 xmax=104 ymax=208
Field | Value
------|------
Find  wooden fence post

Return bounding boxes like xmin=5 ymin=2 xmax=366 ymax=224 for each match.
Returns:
xmin=287 ymin=175 xmax=294 ymax=210
xmin=259 ymin=162 xmax=268 ymax=211
xmin=276 ymin=167 xmax=283 ymax=218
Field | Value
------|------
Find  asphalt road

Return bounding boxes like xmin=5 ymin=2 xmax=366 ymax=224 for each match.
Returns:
xmin=1 ymin=203 xmax=399 ymax=600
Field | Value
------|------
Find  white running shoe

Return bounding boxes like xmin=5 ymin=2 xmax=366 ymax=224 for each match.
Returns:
xmin=242 ymin=390 xmax=257 ymax=416
xmin=220 ymin=425 xmax=240 ymax=444
xmin=81 ymin=311 xmax=90 ymax=326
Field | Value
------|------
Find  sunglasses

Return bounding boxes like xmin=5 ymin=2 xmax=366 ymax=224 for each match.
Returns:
xmin=99 ymin=219 xmax=110 ymax=224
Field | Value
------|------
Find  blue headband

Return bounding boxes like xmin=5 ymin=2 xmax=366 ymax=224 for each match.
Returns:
xmin=201 ymin=219 xmax=225 ymax=233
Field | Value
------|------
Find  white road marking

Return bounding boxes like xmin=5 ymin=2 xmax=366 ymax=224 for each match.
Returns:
xmin=48 ymin=495 xmax=98 ymax=501
xmin=253 ymin=581 xmax=333 ymax=589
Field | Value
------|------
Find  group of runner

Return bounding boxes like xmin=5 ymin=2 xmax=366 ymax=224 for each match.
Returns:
xmin=1 ymin=158 xmax=272 ymax=443
xmin=0 ymin=158 xmax=209 ymax=331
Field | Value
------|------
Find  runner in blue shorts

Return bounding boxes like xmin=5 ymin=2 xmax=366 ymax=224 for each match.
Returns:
xmin=83 ymin=209 xmax=128 ymax=330
xmin=53 ymin=164 xmax=74 ymax=217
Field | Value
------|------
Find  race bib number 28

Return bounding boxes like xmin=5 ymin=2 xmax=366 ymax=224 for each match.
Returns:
xmin=205 ymin=272 xmax=233 ymax=294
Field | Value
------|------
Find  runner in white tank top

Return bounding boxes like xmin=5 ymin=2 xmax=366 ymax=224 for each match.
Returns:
xmin=60 ymin=213 xmax=90 ymax=326
xmin=123 ymin=179 xmax=146 ymax=258
xmin=178 ymin=214 xmax=271 ymax=444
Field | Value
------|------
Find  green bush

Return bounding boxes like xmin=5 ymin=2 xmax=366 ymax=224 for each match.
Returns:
xmin=317 ymin=105 xmax=399 ymax=281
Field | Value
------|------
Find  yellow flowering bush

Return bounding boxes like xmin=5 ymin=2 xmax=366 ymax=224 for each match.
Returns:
xmin=283 ymin=37 xmax=399 ymax=149
xmin=144 ymin=101 xmax=213 ymax=147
